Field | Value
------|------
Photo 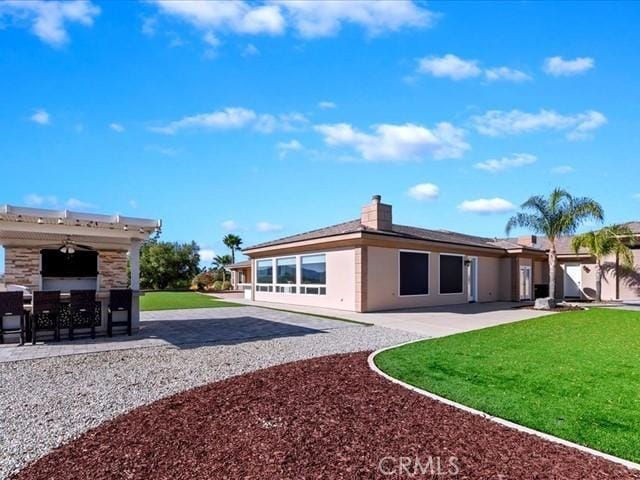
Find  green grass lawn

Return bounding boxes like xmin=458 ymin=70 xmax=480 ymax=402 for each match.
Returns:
xmin=375 ymin=308 xmax=640 ymax=462
xmin=140 ymin=291 xmax=240 ymax=311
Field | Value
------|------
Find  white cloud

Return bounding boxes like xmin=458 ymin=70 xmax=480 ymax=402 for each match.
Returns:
xmin=0 ymin=0 xmax=100 ymax=47
xmin=543 ymin=56 xmax=594 ymax=77
xmin=471 ymin=109 xmax=607 ymax=140
xmin=256 ymin=221 xmax=283 ymax=232
xmin=484 ymin=67 xmax=531 ymax=83
xmin=417 ymin=54 xmax=530 ymax=83
xmin=632 ymin=193 xmax=640 ymax=201
xmin=273 ymin=0 xmax=435 ymax=38
xmin=150 ymin=1 xmax=434 ymax=43
xmin=24 ymin=194 xmax=94 ymax=210
xmin=150 ymin=107 xmax=307 ymax=135
xmin=24 ymin=193 xmax=57 ymax=207
xmin=152 ymin=1 xmax=285 ymax=35
xmin=407 ymin=183 xmax=440 ymax=201
xmin=277 ymin=139 xmax=303 ymax=158
xmin=242 ymin=43 xmax=259 ymax=56
xmin=475 ymin=153 xmax=537 ymax=173
xmin=318 ymin=100 xmax=337 ymax=110
xmin=128 ymin=199 xmax=139 ymax=209
xmin=141 ymin=16 xmax=157 ymax=36
xmin=199 ymin=248 xmax=216 ymax=263
xmin=221 ymin=220 xmax=239 ymax=231
xmin=417 ymin=54 xmax=481 ymax=80
xmin=109 ymin=122 xmax=124 ymax=132
xmin=203 ymin=30 xmax=220 ymax=47
xmin=30 ymin=109 xmax=50 ymax=125
xmin=65 ymin=198 xmax=94 ymax=210
xmin=551 ymin=165 xmax=574 ymax=174
xmin=458 ymin=198 xmax=515 ymax=214
xmin=144 ymin=145 xmax=181 ymax=156
xmin=314 ymin=121 xmax=469 ymax=162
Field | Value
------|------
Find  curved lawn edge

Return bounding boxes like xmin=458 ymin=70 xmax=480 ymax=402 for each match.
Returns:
xmin=368 ymin=339 xmax=640 ymax=473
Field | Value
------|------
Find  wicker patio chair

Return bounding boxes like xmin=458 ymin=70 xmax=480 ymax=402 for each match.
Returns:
xmin=31 ymin=291 xmax=61 ymax=344
xmin=69 ymin=290 xmax=97 ymax=340
xmin=107 ymin=289 xmax=133 ymax=337
xmin=0 ymin=291 xmax=26 ymax=345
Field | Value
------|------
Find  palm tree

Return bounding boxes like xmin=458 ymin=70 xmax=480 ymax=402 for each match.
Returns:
xmin=223 ymin=234 xmax=243 ymax=263
xmin=571 ymin=224 xmax=635 ymax=301
xmin=506 ymin=188 xmax=604 ymax=299
xmin=212 ymin=254 xmax=233 ymax=283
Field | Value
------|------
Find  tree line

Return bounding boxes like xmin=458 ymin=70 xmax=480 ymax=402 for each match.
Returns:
xmin=139 ymin=233 xmax=244 ymax=291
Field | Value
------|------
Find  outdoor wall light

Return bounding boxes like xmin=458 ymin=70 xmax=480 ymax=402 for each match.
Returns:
xmin=59 ymin=238 xmax=76 ymax=255
xmin=464 ymin=259 xmax=472 ymax=266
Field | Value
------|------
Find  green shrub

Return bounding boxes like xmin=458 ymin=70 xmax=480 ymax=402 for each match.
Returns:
xmin=222 ymin=281 xmax=232 ymax=290
xmin=192 ymin=271 xmax=216 ymax=290
xmin=212 ymin=280 xmax=223 ymax=291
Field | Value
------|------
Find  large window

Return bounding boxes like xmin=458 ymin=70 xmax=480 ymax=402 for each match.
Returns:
xmin=276 ymin=257 xmax=297 ymax=284
xmin=399 ymin=251 xmax=429 ymax=296
xmin=301 ymin=254 xmax=326 ymax=285
xmin=439 ymin=254 xmax=464 ymax=294
xmin=256 ymin=259 xmax=273 ymax=284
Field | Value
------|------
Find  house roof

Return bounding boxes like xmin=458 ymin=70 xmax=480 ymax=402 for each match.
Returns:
xmin=245 ymin=219 xmax=513 ymax=252
xmin=228 ymin=260 xmax=251 ymax=269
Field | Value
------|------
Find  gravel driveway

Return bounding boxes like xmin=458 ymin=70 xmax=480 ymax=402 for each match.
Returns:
xmin=1 ymin=307 xmax=419 ymax=478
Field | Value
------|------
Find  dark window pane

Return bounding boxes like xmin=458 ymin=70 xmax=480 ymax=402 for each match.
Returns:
xmin=276 ymin=257 xmax=297 ymax=284
xmin=399 ymin=252 xmax=429 ymax=296
xmin=301 ymin=254 xmax=326 ymax=284
xmin=256 ymin=260 xmax=273 ymax=284
xmin=440 ymin=255 xmax=463 ymax=294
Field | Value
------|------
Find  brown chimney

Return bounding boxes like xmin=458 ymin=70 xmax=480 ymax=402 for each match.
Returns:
xmin=517 ymin=235 xmax=537 ymax=247
xmin=361 ymin=195 xmax=392 ymax=231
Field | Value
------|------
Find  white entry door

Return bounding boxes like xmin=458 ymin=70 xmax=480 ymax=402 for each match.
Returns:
xmin=519 ymin=266 xmax=532 ymax=300
xmin=564 ymin=264 xmax=582 ymax=298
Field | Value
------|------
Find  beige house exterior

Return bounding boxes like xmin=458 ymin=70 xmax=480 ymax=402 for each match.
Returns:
xmin=241 ymin=195 xmax=559 ymax=313
xmin=0 ymin=205 xmax=161 ymax=333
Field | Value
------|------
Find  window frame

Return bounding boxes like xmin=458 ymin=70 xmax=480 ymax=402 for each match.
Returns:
xmin=300 ymin=253 xmax=327 ymax=287
xmin=253 ymin=253 xmax=327 ymax=296
xmin=255 ymin=258 xmax=274 ymax=286
xmin=438 ymin=253 xmax=465 ymax=295
xmin=397 ymin=249 xmax=431 ymax=297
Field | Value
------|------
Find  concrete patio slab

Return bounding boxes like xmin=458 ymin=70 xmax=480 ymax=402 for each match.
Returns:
xmin=227 ymin=298 xmax=555 ymax=337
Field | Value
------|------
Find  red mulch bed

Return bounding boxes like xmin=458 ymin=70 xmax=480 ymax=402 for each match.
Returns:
xmin=14 ymin=352 xmax=640 ymax=480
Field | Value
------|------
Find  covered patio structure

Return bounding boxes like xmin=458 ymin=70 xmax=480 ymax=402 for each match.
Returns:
xmin=0 ymin=205 xmax=161 ymax=340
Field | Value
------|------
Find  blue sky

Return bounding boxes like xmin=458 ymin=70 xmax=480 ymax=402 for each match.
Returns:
xmin=1 ymin=0 xmax=639 ymax=269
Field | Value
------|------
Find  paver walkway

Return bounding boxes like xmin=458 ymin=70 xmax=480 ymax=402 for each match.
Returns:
xmin=0 ymin=306 xmax=359 ymax=363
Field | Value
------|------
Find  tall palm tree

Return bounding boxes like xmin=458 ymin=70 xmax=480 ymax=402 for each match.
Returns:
xmin=571 ymin=224 xmax=635 ymax=301
xmin=212 ymin=254 xmax=233 ymax=283
xmin=506 ymin=188 xmax=604 ymax=299
xmin=223 ymin=234 xmax=243 ymax=263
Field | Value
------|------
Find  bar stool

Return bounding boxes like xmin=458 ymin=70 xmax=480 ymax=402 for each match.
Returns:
xmin=0 ymin=291 xmax=27 ymax=345
xmin=31 ymin=291 xmax=61 ymax=344
xmin=69 ymin=290 xmax=97 ymax=340
xmin=108 ymin=289 xmax=133 ymax=337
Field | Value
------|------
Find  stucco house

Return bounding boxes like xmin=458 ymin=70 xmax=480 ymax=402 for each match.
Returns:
xmin=235 ymin=195 xmax=640 ymax=312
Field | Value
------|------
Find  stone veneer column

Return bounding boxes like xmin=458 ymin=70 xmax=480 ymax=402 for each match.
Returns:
xmin=129 ymin=240 xmax=141 ymax=291
xmin=355 ymin=246 xmax=368 ymax=312
xmin=4 ymin=247 xmax=40 ymax=290
xmin=99 ymin=250 xmax=129 ymax=290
